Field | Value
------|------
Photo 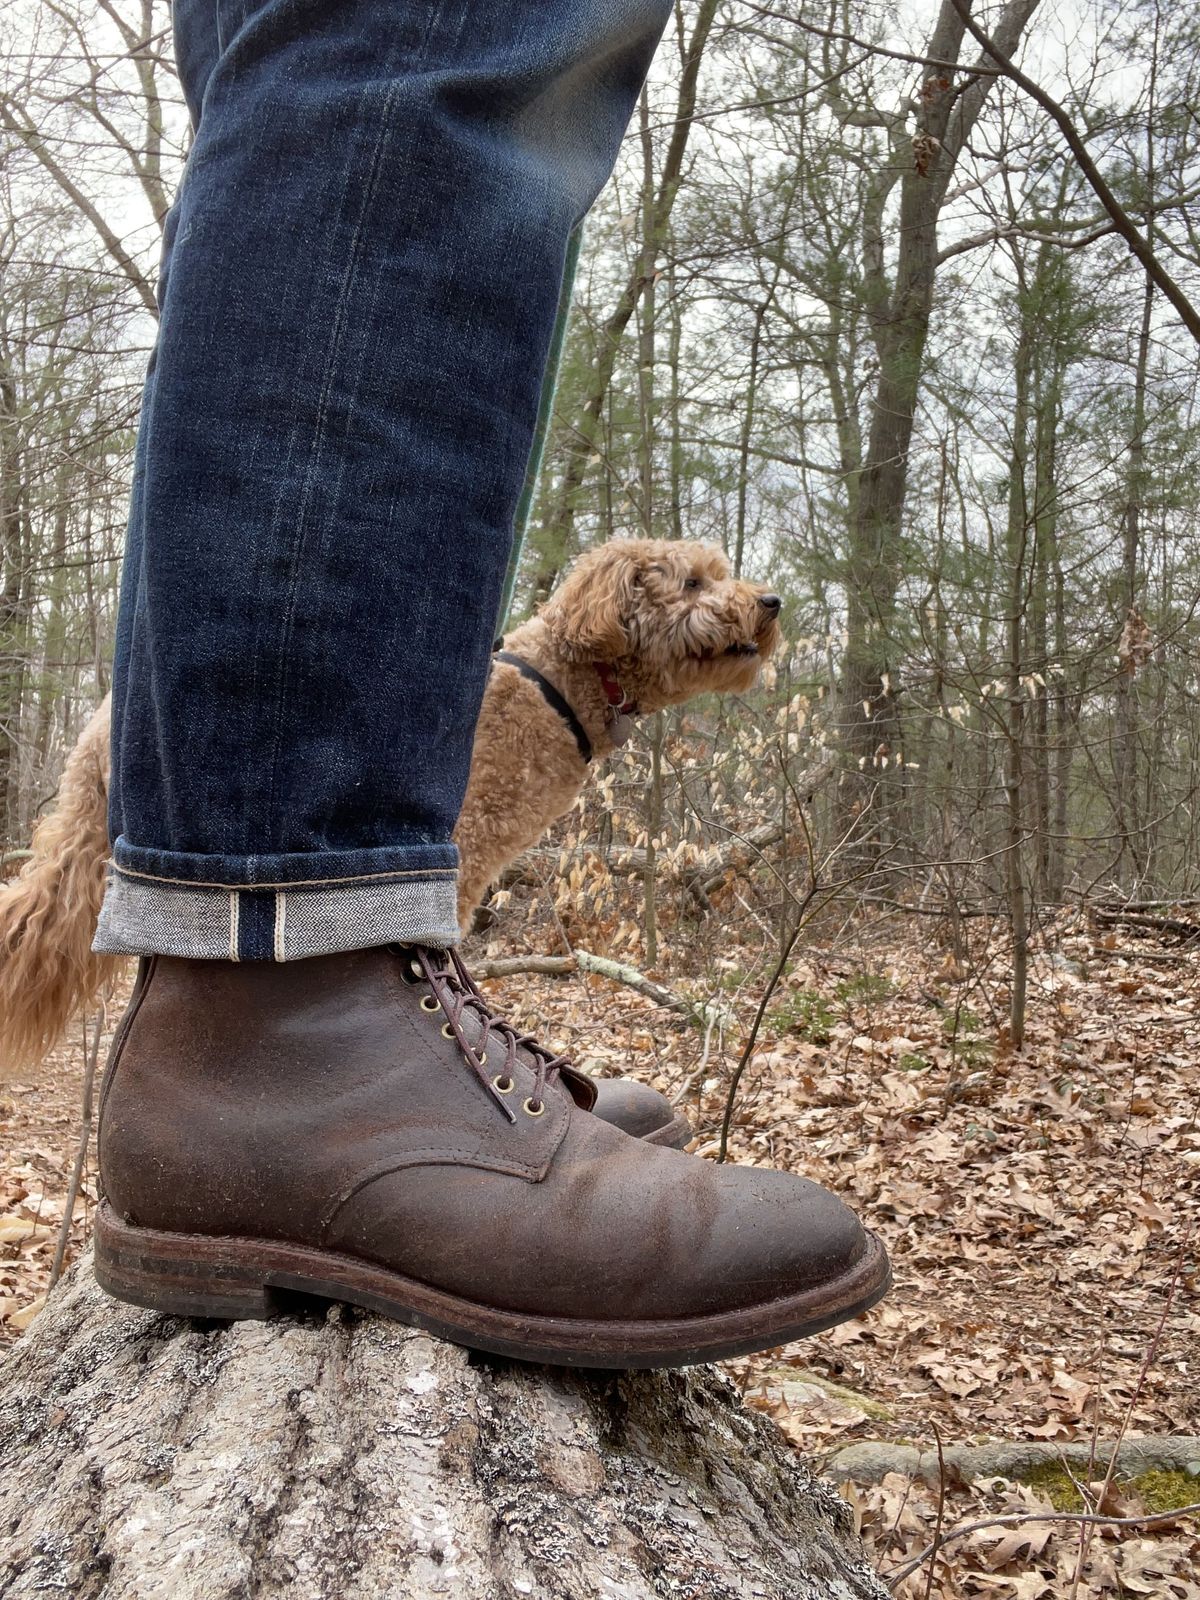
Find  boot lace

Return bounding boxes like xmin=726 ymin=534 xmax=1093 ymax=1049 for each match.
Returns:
xmin=412 ymin=946 xmax=571 ymax=1125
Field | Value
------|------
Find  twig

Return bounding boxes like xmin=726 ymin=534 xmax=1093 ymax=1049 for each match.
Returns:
xmin=885 ymin=1501 xmax=1200 ymax=1588
xmin=1090 ymin=946 xmax=1190 ymax=965
xmin=921 ymin=1425 xmax=948 ymax=1600
xmin=1071 ymin=1228 xmax=1193 ymax=1592
xmin=49 ymin=1005 xmax=104 ymax=1292
xmin=716 ymin=777 xmax=820 ymax=1162
xmin=673 ymin=1008 xmax=721 ymax=1108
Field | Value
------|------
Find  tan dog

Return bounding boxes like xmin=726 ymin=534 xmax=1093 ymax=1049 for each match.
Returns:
xmin=0 ymin=538 xmax=778 ymax=1071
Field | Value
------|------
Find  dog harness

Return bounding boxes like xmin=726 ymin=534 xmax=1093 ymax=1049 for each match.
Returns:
xmin=494 ymin=650 xmax=593 ymax=765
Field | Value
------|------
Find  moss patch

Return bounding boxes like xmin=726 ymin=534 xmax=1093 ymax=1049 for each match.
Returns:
xmin=1133 ymin=1469 xmax=1200 ymax=1513
xmin=1021 ymin=1462 xmax=1085 ymax=1510
xmin=1018 ymin=1462 xmax=1200 ymax=1514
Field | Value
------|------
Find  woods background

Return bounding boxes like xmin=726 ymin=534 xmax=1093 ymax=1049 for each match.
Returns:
xmin=3 ymin=4 xmax=1200 ymax=1593
xmin=3 ymin=0 xmax=1200 ymax=1047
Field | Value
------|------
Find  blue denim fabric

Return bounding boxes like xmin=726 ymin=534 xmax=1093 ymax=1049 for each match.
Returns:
xmin=96 ymin=0 xmax=671 ymax=960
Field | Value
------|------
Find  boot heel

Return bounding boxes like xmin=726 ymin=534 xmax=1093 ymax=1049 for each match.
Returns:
xmin=94 ymin=1204 xmax=277 ymax=1321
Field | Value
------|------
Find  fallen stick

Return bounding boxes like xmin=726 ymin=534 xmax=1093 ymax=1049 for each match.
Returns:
xmin=828 ymin=1435 xmax=1200 ymax=1486
xmin=1089 ymin=945 xmax=1191 ymax=964
xmin=1090 ymin=908 xmax=1200 ymax=941
xmin=475 ymin=948 xmax=728 ymax=1028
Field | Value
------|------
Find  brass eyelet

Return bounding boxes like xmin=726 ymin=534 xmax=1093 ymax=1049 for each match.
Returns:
xmin=419 ymin=995 xmax=439 ymax=1013
xmin=523 ymin=1098 xmax=546 ymax=1118
xmin=492 ymin=1075 xmax=514 ymax=1094
xmin=440 ymin=1022 xmax=455 ymax=1040
xmin=408 ymin=959 xmax=423 ymax=981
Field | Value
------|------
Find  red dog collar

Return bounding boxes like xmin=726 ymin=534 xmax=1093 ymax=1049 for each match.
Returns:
xmin=595 ymin=663 xmax=638 ymax=717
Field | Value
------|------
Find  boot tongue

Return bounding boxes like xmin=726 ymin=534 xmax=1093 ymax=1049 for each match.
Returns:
xmin=556 ymin=1063 xmax=598 ymax=1111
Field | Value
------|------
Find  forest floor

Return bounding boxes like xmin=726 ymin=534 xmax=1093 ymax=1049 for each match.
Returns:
xmin=2 ymin=897 xmax=1198 ymax=1598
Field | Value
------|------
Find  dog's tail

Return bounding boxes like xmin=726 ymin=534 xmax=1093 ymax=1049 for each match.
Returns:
xmin=0 ymin=696 xmax=124 ymax=1077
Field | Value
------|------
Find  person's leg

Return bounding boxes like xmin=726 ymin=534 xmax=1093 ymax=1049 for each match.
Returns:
xmin=94 ymin=0 xmax=891 ymax=1363
xmin=98 ymin=0 xmax=671 ymax=961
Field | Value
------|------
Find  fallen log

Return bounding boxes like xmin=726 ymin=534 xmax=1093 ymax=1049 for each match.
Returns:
xmin=1089 ymin=908 xmax=1200 ymax=942
xmin=829 ymin=1436 xmax=1200 ymax=1486
xmin=1 ymin=1254 xmax=888 ymax=1599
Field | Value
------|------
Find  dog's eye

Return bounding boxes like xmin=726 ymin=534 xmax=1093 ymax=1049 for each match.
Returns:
xmin=684 ymin=577 xmax=702 ymax=591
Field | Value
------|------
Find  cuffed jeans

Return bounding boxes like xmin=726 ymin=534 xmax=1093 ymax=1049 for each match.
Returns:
xmin=95 ymin=0 xmax=671 ymax=961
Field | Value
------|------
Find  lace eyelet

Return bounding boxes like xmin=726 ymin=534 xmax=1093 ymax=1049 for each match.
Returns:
xmin=493 ymin=1075 xmax=514 ymax=1094
xmin=408 ymin=959 xmax=423 ymax=981
xmin=419 ymin=995 xmax=439 ymax=1013
xmin=523 ymin=1098 xmax=545 ymax=1118
xmin=440 ymin=1022 xmax=455 ymax=1040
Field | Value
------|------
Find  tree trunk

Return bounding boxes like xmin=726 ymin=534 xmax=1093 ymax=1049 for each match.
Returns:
xmin=0 ymin=1256 xmax=888 ymax=1600
xmin=1113 ymin=269 xmax=1153 ymax=889
xmin=837 ymin=0 xmax=1042 ymax=842
xmin=0 ymin=354 xmax=29 ymax=849
xmin=1003 ymin=301 xmax=1032 ymax=1050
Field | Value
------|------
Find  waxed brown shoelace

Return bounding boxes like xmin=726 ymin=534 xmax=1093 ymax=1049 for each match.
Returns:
xmin=412 ymin=946 xmax=571 ymax=1125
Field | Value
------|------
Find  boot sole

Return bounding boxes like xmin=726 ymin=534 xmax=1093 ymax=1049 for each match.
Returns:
xmin=93 ymin=1203 xmax=891 ymax=1369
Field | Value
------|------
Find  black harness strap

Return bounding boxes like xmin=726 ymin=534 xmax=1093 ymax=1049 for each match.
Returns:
xmin=494 ymin=650 xmax=593 ymax=765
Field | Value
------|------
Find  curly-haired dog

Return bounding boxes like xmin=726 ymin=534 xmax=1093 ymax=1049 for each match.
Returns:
xmin=0 ymin=538 xmax=779 ymax=1072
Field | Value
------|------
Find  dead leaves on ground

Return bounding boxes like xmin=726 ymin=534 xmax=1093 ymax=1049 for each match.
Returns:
xmin=0 ymin=1058 xmax=103 ymax=1341
xmin=840 ymin=1472 xmax=1200 ymax=1599
xmin=478 ymin=898 xmax=1199 ymax=1597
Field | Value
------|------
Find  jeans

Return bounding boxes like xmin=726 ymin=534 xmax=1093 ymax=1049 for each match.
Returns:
xmin=95 ymin=0 xmax=671 ymax=962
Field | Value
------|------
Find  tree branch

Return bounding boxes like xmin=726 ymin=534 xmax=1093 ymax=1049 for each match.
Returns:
xmin=947 ymin=0 xmax=1200 ymax=345
xmin=0 ymin=96 xmax=158 ymax=318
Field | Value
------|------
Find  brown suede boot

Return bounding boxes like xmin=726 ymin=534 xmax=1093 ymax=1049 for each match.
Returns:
xmin=95 ymin=946 xmax=890 ymax=1368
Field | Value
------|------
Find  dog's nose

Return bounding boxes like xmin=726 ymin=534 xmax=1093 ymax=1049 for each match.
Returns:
xmin=758 ymin=593 xmax=781 ymax=614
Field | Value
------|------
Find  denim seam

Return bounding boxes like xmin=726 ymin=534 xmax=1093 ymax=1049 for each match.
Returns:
xmin=95 ymin=875 xmax=461 ymax=961
xmin=108 ymin=861 xmax=456 ymax=891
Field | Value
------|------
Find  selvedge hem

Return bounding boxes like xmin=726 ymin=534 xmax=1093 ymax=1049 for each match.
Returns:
xmin=94 ymin=863 xmax=461 ymax=961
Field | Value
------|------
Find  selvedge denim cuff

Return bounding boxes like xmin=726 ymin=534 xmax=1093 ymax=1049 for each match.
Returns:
xmin=93 ymin=840 xmax=459 ymax=960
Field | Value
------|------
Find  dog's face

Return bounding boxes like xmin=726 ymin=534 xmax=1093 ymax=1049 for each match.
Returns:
xmin=541 ymin=539 xmax=780 ymax=707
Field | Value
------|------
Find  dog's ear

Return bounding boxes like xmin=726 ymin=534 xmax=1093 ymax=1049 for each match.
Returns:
xmin=540 ymin=542 xmax=642 ymax=660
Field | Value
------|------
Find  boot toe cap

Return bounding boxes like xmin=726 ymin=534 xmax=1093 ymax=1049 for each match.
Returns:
xmin=692 ymin=1162 xmax=874 ymax=1312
